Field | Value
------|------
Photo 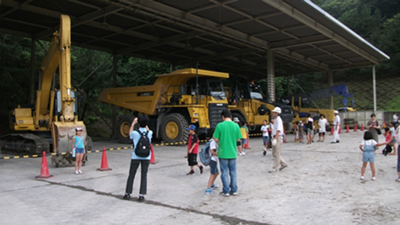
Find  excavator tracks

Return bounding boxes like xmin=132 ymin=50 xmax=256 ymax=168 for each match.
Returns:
xmin=0 ymin=133 xmax=50 ymax=154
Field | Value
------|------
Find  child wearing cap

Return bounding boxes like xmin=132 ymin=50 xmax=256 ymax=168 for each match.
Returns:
xmin=71 ymin=127 xmax=85 ymax=175
xmin=186 ymin=125 xmax=204 ymax=175
xmin=233 ymin=117 xmax=246 ymax=156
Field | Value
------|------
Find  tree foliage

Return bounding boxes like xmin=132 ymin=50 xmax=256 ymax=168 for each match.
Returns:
xmin=1 ymin=0 xmax=399 ymax=136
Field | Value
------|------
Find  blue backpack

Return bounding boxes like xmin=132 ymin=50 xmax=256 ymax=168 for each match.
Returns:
xmin=199 ymin=141 xmax=212 ymax=166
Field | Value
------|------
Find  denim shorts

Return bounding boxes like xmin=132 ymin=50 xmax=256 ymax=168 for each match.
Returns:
xmin=75 ymin=148 xmax=84 ymax=154
xmin=362 ymin=151 xmax=375 ymax=163
xmin=242 ymin=138 xmax=247 ymax=145
xmin=263 ymin=136 xmax=269 ymax=145
xmin=210 ymin=160 xmax=218 ymax=175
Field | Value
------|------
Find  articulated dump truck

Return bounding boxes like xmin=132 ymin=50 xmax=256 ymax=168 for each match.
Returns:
xmin=98 ymin=68 xmax=229 ymax=144
xmin=0 ymin=15 xmax=91 ymax=167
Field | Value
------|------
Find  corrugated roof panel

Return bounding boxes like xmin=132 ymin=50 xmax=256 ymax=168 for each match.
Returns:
xmin=29 ymin=0 xmax=95 ymax=17
xmin=194 ymin=7 xmax=243 ymax=24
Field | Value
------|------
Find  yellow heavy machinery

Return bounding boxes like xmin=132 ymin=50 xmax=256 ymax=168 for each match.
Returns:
xmin=227 ymin=82 xmax=294 ymax=132
xmin=0 ymin=15 xmax=91 ymax=166
xmin=98 ymin=68 xmax=229 ymax=143
xmin=291 ymin=96 xmax=336 ymax=130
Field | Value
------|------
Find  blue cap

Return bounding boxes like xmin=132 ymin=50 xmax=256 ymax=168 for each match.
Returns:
xmin=186 ymin=125 xmax=196 ymax=130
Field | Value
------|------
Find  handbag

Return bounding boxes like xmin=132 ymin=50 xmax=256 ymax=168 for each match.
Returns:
xmin=376 ymin=128 xmax=382 ymax=135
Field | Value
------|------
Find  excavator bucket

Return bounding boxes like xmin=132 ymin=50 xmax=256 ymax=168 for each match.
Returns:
xmin=52 ymin=121 xmax=87 ymax=153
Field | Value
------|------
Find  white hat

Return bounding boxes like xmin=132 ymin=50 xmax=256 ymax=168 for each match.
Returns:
xmin=76 ymin=127 xmax=83 ymax=131
xmin=272 ymin=107 xmax=281 ymax=114
xmin=233 ymin=117 xmax=240 ymax=122
xmin=334 ymin=110 xmax=339 ymax=114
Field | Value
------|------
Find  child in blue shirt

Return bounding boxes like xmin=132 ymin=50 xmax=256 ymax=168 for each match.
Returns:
xmin=205 ymin=138 xmax=219 ymax=194
xmin=359 ymin=131 xmax=385 ymax=181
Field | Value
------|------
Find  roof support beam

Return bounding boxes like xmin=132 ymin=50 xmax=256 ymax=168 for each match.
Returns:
xmin=271 ymin=34 xmax=331 ymax=49
xmin=33 ymin=5 xmax=124 ymax=39
xmin=174 ymin=48 xmax=258 ymax=65
xmin=116 ymin=31 xmax=202 ymax=55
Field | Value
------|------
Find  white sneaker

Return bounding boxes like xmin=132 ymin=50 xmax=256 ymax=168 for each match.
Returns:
xmin=269 ymin=148 xmax=272 ymax=151
xmin=269 ymin=169 xmax=277 ymax=173
xmin=75 ymin=171 xmax=79 ymax=175
xmin=263 ymin=147 xmax=267 ymax=151
xmin=78 ymin=170 xmax=83 ymax=174
xmin=239 ymin=152 xmax=246 ymax=156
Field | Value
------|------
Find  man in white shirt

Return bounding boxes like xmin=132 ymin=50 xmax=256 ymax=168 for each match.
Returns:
xmin=318 ymin=114 xmax=328 ymax=142
xmin=331 ymin=110 xmax=340 ymax=144
xmin=260 ymin=119 xmax=269 ymax=156
xmin=269 ymin=107 xmax=288 ymax=173
xmin=393 ymin=113 xmax=398 ymax=126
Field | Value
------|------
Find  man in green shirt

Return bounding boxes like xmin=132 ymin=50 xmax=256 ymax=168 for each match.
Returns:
xmin=213 ymin=109 xmax=242 ymax=196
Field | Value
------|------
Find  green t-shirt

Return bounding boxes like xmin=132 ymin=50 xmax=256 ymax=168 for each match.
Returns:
xmin=213 ymin=120 xmax=242 ymax=159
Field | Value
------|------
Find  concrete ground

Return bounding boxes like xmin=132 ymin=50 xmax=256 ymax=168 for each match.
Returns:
xmin=1 ymin=131 xmax=399 ymax=225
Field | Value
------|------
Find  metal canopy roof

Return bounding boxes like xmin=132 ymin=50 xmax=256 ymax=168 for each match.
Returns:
xmin=0 ymin=0 xmax=390 ymax=79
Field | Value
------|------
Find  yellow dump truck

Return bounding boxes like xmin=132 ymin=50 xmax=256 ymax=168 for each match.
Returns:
xmin=98 ymin=68 xmax=229 ymax=144
xmin=227 ymin=82 xmax=293 ymax=132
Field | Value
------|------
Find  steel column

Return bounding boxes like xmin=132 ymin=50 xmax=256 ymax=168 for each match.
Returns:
xmin=328 ymin=71 xmax=333 ymax=109
xmin=267 ymin=50 xmax=275 ymax=102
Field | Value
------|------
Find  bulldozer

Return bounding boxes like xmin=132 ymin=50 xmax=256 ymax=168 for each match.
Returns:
xmin=0 ymin=15 xmax=91 ymax=167
xmin=98 ymin=68 xmax=229 ymax=144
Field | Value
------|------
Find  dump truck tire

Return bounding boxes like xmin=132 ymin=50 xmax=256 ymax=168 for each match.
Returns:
xmin=232 ymin=112 xmax=246 ymax=124
xmin=160 ymin=113 xmax=189 ymax=144
xmin=116 ymin=115 xmax=135 ymax=144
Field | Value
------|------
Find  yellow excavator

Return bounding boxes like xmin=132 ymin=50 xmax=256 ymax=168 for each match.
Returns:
xmin=0 ymin=15 xmax=91 ymax=166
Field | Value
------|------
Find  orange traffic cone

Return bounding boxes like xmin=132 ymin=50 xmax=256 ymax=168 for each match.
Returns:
xmin=383 ymin=121 xmax=387 ymax=128
xmin=150 ymin=144 xmax=157 ymax=164
xmin=97 ymin=147 xmax=112 ymax=171
xmin=339 ymin=126 xmax=342 ymax=134
xmin=361 ymin=123 xmax=364 ymax=131
xmin=330 ymin=126 xmax=334 ymax=135
xmin=346 ymin=124 xmax=349 ymax=133
xmin=244 ymin=136 xmax=250 ymax=149
xmin=35 ymin=151 xmax=53 ymax=179
xmin=354 ymin=124 xmax=358 ymax=132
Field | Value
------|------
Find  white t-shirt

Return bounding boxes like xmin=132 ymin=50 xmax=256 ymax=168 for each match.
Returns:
xmin=390 ymin=127 xmax=396 ymax=135
xmin=333 ymin=115 xmax=340 ymax=126
xmin=260 ymin=125 xmax=269 ymax=137
xmin=318 ymin=118 xmax=327 ymax=132
xmin=272 ymin=116 xmax=284 ymax=136
xmin=209 ymin=139 xmax=218 ymax=162
xmin=360 ymin=140 xmax=377 ymax=151
xmin=393 ymin=114 xmax=398 ymax=122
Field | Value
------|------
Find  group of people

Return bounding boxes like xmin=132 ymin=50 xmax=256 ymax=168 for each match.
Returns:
xmin=115 ymin=110 xmax=400 ymax=201
xmin=119 ymin=107 xmax=289 ymax=201
xmin=359 ymin=113 xmax=400 ymax=182
xmin=293 ymin=110 xmax=340 ymax=144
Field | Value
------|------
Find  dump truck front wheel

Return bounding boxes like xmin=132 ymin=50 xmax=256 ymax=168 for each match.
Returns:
xmin=160 ymin=113 xmax=189 ymax=144
xmin=116 ymin=115 xmax=135 ymax=144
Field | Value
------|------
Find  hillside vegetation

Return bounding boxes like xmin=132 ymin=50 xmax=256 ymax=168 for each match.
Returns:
xmin=0 ymin=0 xmax=399 ymax=139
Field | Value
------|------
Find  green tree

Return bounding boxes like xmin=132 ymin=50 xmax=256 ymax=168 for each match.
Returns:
xmin=379 ymin=13 xmax=400 ymax=74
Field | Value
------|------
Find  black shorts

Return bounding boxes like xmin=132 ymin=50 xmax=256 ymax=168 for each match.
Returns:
xmin=188 ymin=153 xmax=198 ymax=166
xmin=237 ymin=141 xmax=241 ymax=146
xmin=319 ymin=132 xmax=325 ymax=136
